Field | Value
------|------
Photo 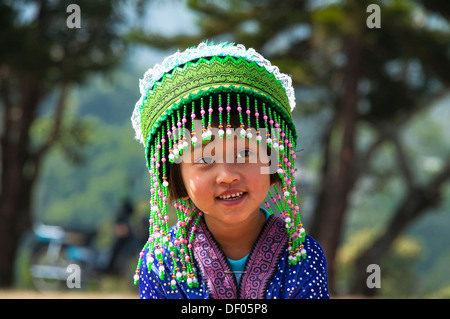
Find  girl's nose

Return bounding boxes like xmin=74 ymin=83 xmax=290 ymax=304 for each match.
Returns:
xmin=215 ymin=163 xmax=241 ymax=185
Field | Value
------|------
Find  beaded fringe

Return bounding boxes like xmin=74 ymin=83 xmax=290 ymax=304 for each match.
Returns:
xmin=134 ymin=93 xmax=306 ymax=287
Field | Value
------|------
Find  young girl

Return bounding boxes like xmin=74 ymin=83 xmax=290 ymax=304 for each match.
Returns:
xmin=131 ymin=42 xmax=329 ymax=299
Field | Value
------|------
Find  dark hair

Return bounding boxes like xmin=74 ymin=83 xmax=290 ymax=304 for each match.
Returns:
xmin=163 ymin=93 xmax=282 ymax=203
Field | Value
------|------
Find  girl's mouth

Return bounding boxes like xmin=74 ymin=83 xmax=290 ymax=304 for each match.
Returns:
xmin=216 ymin=192 xmax=246 ymax=201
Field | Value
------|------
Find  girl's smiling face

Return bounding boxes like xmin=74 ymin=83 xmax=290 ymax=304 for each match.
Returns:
xmin=180 ymin=131 xmax=272 ymax=226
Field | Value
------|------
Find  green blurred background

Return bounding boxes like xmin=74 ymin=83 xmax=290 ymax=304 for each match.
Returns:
xmin=1 ymin=0 xmax=449 ymax=298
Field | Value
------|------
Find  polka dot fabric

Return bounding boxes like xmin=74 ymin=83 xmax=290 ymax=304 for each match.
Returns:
xmin=139 ymin=214 xmax=329 ymax=299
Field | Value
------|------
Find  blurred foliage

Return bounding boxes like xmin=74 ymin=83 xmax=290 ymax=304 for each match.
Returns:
xmin=6 ymin=0 xmax=449 ymax=296
xmin=124 ymin=0 xmax=450 ymax=297
xmin=337 ymin=228 xmax=423 ymax=297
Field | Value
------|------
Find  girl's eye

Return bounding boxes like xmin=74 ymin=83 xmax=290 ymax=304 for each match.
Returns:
xmin=195 ymin=157 xmax=215 ymax=164
xmin=237 ymin=149 xmax=252 ymax=159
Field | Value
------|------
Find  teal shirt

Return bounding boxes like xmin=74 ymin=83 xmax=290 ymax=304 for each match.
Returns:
xmin=227 ymin=208 xmax=271 ymax=283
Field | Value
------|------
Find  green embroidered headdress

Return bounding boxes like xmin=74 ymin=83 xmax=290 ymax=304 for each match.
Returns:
xmin=132 ymin=42 xmax=306 ymax=287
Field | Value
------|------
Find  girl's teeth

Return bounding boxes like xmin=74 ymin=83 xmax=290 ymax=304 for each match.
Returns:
xmin=219 ymin=192 xmax=244 ymax=200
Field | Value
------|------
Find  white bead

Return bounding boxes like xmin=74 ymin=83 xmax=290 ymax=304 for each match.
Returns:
xmin=247 ymin=132 xmax=253 ymax=139
xmin=171 ymin=279 xmax=177 ymax=286
xmin=134 ymin=274 xmax=140 ymax=281
xmin=159 ymin=265 xmax=165 ymax=271
xmin=162 ymin=181 xmax=169 ymax=187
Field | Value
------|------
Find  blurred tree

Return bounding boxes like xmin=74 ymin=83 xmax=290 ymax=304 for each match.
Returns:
xmin=128 ymin=0 xmax=450 ymax=296
xmin=0 ymin=0 xmax=132 ymax=287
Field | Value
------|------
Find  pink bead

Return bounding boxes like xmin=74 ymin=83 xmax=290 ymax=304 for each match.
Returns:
xmin=246 ymin=109 xmax=251 ymax=115
xmin=237 ymin=106 xmax=242 ymax=112
xmin=226 ymin=106 xmax=231 ymax=111
xmin=255 ymin=112 xmax=259 ymax=117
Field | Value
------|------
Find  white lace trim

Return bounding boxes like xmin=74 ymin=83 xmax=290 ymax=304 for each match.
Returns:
xmin=131 ymin=42 xmax=296 ymax=145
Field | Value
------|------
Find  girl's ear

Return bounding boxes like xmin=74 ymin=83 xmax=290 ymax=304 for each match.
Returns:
xmin=182 ymin=195 xmax=190 ymax=200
